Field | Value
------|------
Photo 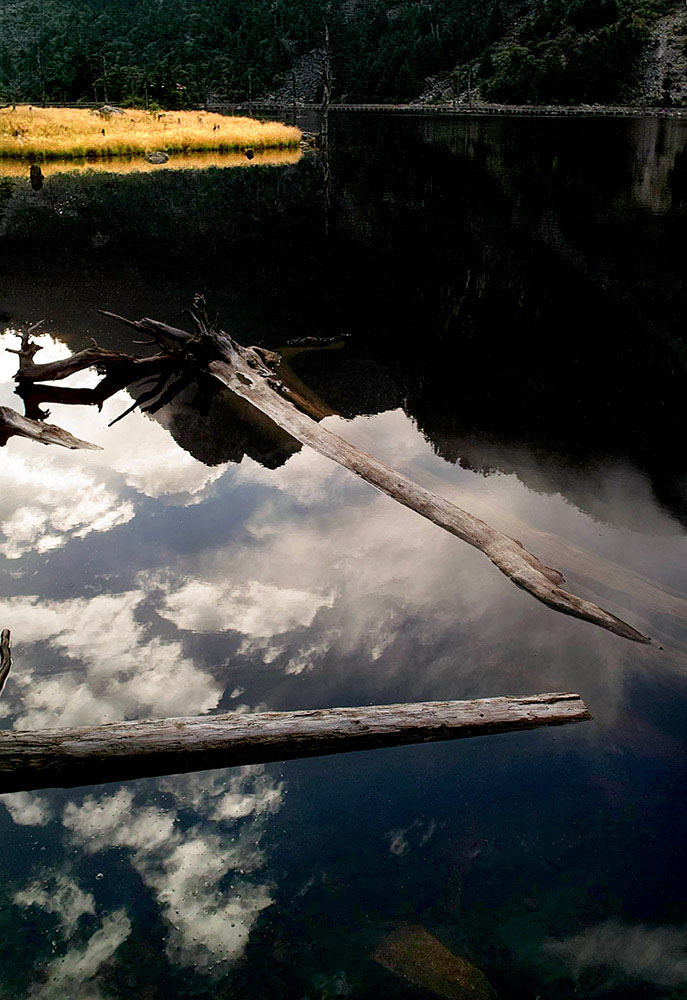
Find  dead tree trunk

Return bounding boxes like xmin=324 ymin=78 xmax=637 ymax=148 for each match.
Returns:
xmin=100 ymin=305 xmax=649 ymax=644
xmin=0 ymin=693 xmax=589 ymax=793
xmin=2 ymin=308 xmax=649 ymax=643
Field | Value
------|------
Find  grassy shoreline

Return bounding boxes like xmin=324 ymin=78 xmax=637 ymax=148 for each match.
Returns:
xmin=0 ymin=107 xmax=301 ymax=161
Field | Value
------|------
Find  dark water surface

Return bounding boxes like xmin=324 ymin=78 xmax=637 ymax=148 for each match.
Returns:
xmin=0 ymin=113 xmax=686 ymax=998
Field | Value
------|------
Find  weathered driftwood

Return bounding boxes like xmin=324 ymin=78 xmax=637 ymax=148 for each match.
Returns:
xmin=8 ymin=328 xmax=168 ymax=384
xmin=0 ymin=693 xmax=589 ymax=793
xmin=0 ymin=630 xmax=11 ymax=697
xmin=0 ymin=404 xmax=100 ymax=450
xmin=2 ymin=308 xmax=648 ymax=640
xmin=100 ymin=305 xmax=649 ymax=643
xmin=5 ymin=326 xmax=181 ymax=433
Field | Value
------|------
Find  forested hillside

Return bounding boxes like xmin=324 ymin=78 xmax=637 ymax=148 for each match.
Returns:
xmin=481 ymin=0 xmax=675 ymax=103
xmin=0 ymin=0 xmax=679 ymax=106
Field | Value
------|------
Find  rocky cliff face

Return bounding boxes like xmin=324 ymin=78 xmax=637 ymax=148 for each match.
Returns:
xmin=264 ymin=49 xmax=324 ymax=105
xmin=627 ymin=4 xmax=687 ymax=105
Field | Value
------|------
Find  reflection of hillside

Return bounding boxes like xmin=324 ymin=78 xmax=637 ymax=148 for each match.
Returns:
xmin=156 ymin=386 xmax=301 ymax=470
xmin=2 ymin=117 xmax=687 ymax=525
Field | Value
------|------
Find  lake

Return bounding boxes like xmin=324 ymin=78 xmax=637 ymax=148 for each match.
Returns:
xmin=0 ymin=111 xmax=686 ymax=998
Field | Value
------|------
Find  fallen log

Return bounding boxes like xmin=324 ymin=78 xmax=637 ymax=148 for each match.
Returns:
xmin=2 ymin=309 xmax=648 ymax=641
xmin=0 ymin=404 xmax=100 ymax=450
xmin=101 ymin=304 xmax=649 ymax=643
xmin=0 ymin=693 xmax=589 ymax=793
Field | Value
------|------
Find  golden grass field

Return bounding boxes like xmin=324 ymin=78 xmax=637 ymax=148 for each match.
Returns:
xmin=0 ymin=107 xmax=301 ymax=161
xmin=0 ymin=147 xmax=302 ymax=177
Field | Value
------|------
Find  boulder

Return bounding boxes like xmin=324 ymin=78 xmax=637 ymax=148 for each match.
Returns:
xmin=373 ymin=924 xmax=496 ymax=1000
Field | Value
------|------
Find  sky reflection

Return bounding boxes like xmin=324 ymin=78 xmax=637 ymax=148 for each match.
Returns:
xmin=1 ymin=113 xmax=687 ymax=995
xmin=0 ymin=324 xmax=685 ymax=998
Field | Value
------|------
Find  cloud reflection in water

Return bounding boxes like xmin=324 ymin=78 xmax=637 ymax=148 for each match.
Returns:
xmin=0 ymin=328 xmax=685 ymax=995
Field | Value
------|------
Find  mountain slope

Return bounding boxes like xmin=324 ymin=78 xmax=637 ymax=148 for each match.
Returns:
xmin=0 ymin=0 xmax=682 ymax=106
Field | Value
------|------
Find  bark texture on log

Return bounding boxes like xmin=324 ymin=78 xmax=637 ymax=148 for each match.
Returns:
xmin=101 ymin=308 xmax=649 ymax=643
xmin=0 ymin=693 xmax=589 ymax=793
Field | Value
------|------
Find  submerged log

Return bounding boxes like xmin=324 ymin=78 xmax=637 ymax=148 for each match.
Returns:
xmin=0 ymin=405 xmax=100 ymax=450
xmin=0 ymin=693 xmax=589 ymax=793
xmin=101 ymin=305 xmax=649 ymax=643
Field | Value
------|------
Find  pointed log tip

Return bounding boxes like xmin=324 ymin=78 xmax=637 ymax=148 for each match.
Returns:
xmin=619 ymin=623 xmax=651 ymax=644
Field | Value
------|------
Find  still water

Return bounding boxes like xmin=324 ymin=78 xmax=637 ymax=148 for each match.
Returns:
xmin=0 ymin=113 xmax=686 ymax=998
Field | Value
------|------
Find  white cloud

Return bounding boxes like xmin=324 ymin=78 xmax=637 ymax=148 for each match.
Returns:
xmin=0 ymin=790 xmax=54 ymax=826
xmin=101 ymin=400 xmax=227 ymax=501
xmin=10 ymin=861 xmax=129 ymax=1000
xmin=384 ymin=818 xmax=436 ymax=856
xmin=0 ymin=331 xmax=230 ymax=561
xmin=546 ymin=920 xmax=687 ymax=987
xmin=27 ymin=909 xmax=131 ymax=1000
xmin=14 ymin=874 xmax=95 ymax=934
xmin=62 ymin=767 xmax=284 ymax=971
xmin=158 ymin=578 xmax=333 ymax=638
xmin=0 ymin=590 xmax=221 ymax=728
xmin=0 ymin=451 xmax=135 ymax=560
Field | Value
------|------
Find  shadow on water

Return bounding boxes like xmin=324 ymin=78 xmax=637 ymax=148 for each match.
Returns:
xmin=0 ymin=113 xmax=687 ymax=999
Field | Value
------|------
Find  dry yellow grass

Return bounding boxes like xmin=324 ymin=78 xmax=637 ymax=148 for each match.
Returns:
xmin=0 ymin=107 xmax=301 ymax=161
xmin=0 ymin=147 xmax=302 ymax=177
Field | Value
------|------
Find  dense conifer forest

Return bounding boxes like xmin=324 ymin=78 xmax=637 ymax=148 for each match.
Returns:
xmin=0 ymin=0 xmax=677 ymax=106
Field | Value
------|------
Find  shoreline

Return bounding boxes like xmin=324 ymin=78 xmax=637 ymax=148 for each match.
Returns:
xmin=216 ymin=101 xmax=687 ymax=120
xmin=8 ymin=101 xmax=687 ymax=121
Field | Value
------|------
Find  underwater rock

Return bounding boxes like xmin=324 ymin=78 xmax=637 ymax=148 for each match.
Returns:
xmin=372 ymin=924 xmax=496 ymax=1000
